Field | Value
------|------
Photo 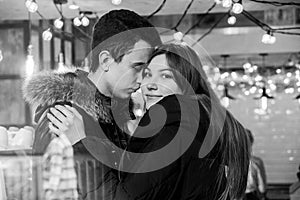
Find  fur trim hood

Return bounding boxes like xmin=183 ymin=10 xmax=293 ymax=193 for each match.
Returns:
xmin=23 ymin=70 xmax=112 ymax=123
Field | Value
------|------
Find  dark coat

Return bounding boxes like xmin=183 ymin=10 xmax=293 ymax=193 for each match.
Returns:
xmin=23 ymin=70 xmax=129 ymax=200
xmin=116 ymin=94 xmax=230 ymax=200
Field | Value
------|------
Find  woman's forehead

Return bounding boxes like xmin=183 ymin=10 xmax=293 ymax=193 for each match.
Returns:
xmin=148 ymin=54 xmax=169 ymax=69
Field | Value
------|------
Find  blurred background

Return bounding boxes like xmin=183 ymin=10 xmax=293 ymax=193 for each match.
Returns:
xmin=0 ymin=0 xmax=299 ymax=199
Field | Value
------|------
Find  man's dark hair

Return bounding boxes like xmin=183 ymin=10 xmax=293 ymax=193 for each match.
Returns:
xmin=90 ymin=9 xmax=162 ymax=72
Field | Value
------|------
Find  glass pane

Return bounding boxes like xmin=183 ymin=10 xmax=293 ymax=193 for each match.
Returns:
xmin=31 ymin=29 xmax=40 ymax=72
xmin=43 ymin=38 xmax=51 ymax=70
xmin=65 ymin=41 xmax=72 ymax=67
xmin=75 ymin=39 xmax=87 ymax=67
xmin=0 ymin=28 xmax=24 ymax=75
xmin=0 ymin=79 xmax=25 ymax=125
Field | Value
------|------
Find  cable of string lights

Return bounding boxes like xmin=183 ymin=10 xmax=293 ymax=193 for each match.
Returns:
xmin=248 ymin=0 xmax=300 ymax=7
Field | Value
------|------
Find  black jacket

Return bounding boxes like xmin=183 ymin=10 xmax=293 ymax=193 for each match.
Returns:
xmin=116 ymin=94 xmax=230 ymax=200
xmin=23 ymin=70 xmax=129 ymax=199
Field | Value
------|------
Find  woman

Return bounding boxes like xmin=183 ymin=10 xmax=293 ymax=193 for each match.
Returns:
xmin=49 ymin=43 xmax=251 ymax=200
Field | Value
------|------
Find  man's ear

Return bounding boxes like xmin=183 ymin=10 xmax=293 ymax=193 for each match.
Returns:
xmin=98 ymin=50 xmax=114 ymax=71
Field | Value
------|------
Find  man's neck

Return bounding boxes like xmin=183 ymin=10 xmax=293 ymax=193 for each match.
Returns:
xmin=87 ymin=72 xmax=112 ymax=98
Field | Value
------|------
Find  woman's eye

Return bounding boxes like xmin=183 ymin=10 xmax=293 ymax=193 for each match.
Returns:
xmin=162 ymin=74 xmax=173 ymax=79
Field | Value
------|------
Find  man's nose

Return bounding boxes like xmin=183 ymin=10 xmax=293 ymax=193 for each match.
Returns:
xmin=136 ymin=70 xmax=143 ymax=84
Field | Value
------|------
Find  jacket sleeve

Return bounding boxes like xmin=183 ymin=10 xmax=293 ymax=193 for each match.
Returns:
xmin=32 ymin=105 xmax=53 ymax=154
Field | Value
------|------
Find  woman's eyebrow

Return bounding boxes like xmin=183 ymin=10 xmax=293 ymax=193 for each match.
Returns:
xmin=159 ymin=68 xmax=174 ymax=73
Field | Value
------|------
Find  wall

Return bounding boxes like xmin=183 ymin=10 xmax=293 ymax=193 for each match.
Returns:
xmin=228 ymin=90 xmax=300 ymax=183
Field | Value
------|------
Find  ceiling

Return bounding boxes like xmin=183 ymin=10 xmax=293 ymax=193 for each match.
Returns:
xmin=0 ymin=0 xmax=299 ymax=68
xmin=0 ymin=0 xmax=297 ymax=20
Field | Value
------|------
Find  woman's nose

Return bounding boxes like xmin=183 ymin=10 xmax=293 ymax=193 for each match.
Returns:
xmin=146 ymin=83 xmax=158 ymax=90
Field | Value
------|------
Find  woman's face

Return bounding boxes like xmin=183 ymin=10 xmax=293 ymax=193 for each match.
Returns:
xmin=141 ymin=54 xmax=183 ymax=109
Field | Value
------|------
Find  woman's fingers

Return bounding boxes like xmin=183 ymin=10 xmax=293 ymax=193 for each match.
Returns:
xmin=47 ymin=113 xmax=68 ymax=132
xmin=49 ymin=107 xmax=69 ymax=126
xmin=65 ymin=105 xmax=83 ymax=120
xmin=48 ymin=121 xmax=62 ymax=136
xmin=54 ymin=105 xmax=74 ymax=120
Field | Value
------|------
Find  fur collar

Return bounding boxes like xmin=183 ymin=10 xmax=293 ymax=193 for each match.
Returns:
xmin=23 ymin=70 xmax=113 ymax=123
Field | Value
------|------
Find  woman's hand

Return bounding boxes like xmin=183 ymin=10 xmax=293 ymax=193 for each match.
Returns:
xmin=47 ymin=105 xmax=86 ymax=145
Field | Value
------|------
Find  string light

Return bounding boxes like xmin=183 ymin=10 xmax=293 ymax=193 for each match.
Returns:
xmin=227 ymin=15 xmax=236 ymax=25
xmin=173 ymin=31 xmax=183 ymax=41
xmin=81 ymin=15 xmax=90 ymax=27
xmin=42 ymin=28 xmax=53 ymax=41
xmin=25 ymin=45 xmax=35 ymax=77
xmin=0 ymin=50 xmax=3 ymax=62
xmin=232 ymin=0 xmax=243 ymax=14
xmin=112 ymin=0 xmax=122 ymax=5
xmin=68 ymin=1 xmax=79 ymax=9
xmin=254 ymin=86 xmax=274 ymax=114
xmin=57 ymin=52 xmax=65 ymax=72
xmin=54 ymin=18 xmax=64 ymax=29
xmin=222 ymin=0 xmax=233 ymax=8
xmin=262 ymin=31 xmax=276 ymax=44
xmin=25 ymin=0 xmax=38 ymax=13
xmin=73 ymin=16 xmax=82 ymax=26
xmin=220 ymin=85 xmax=236 ymax=108
xmin=214 ymin=0 xmax=222 ymax=4
xmin=295 ymin=94 xmax=300 ymax=105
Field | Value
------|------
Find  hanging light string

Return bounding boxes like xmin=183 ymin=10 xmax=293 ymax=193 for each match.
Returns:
xmin=160 ymin=0 xmax=195 ymax=35
xmin=172 ymin=0 xmax=195 ymax=30
xmin=184 ymin=2 xmax=217 ymax=36
xmin=248 ymin=0 xmax=300 ymax=7
xmin=192 ymin=12 xmax=227 ymax=46
xmin=35 ymin=10 xmax=90 ymax=42
xmin=242 ymin=10 xmax=300 ymax=36
xmin=147 ymin=0 xmax=167 ymax=19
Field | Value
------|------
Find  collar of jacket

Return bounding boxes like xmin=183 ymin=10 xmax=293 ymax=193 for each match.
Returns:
xmin=23 ymin=69 xmax=113 ymax=124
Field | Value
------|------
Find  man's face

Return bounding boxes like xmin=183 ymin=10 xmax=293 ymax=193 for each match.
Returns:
xmin=105 ymin=40 xmax=152 ymax=99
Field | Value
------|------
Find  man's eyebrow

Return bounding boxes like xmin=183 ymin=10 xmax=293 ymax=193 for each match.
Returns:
xmin=131 ymin=61 xmax=147 ymax=66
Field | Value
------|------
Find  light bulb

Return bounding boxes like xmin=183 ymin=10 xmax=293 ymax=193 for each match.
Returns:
xmin=262 ymin=33 xmax=271 ymax=44
xmin=221 ymin=96 xmax=230 ymax=108
xmin=26 ymin=55 xmax=35 ymax=77
xmin=276 ymin=69 xmax=281 ymax=74
xmin=232 ymin=2 xmax=243 ymax=14
xmin=173 ymin=31 xmax=183 ymax=41
xmin=73 ymin=17 xmax=82 ymax=26
xmin=69 ymin=1 xmax=79 ymax=10
xmin=222 ymin=0 xmax=232 ymax=8
xmin=243 ymin=62 xmax=251 ymax=69
xmin=261 ymin=96 xmax=268 ymax=110
xmin=227 ymin=15 xmax=236 ymax=25
xmin=0 ymin=50 xmax=3 ymax=62
xmin=54 ymin=18 xmax=64 ymax=29
xmin=81 ymin=16 xmax=89 ymax=27
xmin=42 ymin=28 xmax=52 ymax=41
xmin=112 ymin=0 xmax=122 ymax=5
xmin=25 ymin=0 xmax=38 ymax=13
xmin=269 ymin=35 xmax=276 ymax=44
xmin=214 ymin=0 xmax=222 ymax=4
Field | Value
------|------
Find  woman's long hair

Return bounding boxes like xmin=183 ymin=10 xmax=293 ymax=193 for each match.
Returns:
xmin=148 ymin=43 xmax=251 ymax=199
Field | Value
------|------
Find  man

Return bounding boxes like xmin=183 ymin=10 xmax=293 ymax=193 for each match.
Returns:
xmin=23 ymin=9 xmax=161 ymax=199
